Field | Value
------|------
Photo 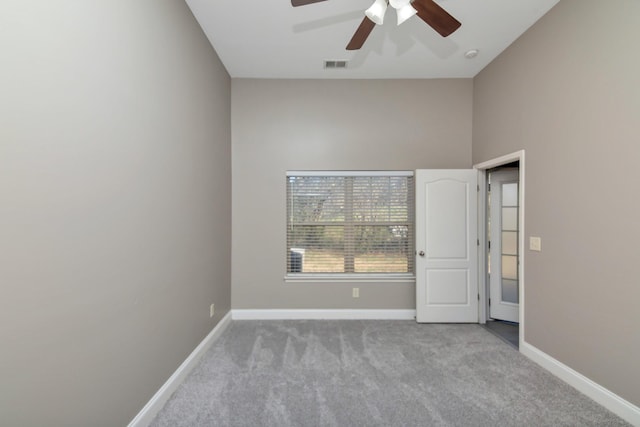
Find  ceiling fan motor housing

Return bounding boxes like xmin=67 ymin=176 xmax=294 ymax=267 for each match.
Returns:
xmin=389 ymin=0 xmax=411 ymax=8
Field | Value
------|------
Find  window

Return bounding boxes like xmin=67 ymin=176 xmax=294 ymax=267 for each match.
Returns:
xmin=286 ymin=171 xmax=414 ymax=279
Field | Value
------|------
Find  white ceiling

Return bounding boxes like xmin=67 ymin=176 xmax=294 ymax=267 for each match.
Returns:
xmin=185 ymin=0 xmax=560 ymax=79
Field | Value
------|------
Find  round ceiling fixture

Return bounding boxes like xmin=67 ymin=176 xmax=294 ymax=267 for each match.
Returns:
xmin=464 ymin=49 xmax=479 ymax=59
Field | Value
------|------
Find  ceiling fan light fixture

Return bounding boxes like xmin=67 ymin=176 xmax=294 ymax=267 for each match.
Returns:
xmin=365 ymin=0 xmax=388 ymax=25
xmin=396 ymin=4 xmax=417 ymax=25
xmin=291 ymin=0 xmax=462 ymax=51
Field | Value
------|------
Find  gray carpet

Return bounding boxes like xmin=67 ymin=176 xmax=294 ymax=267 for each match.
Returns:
xmin=150 ymin=320 xmax=629 ymax=427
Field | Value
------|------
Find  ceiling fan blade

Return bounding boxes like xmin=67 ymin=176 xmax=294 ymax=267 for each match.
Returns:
xmin=346 ymin=17 xmax=376 ymax=50
xmin=412 ymin=0 xmax=461 ymax=37
xmin=291 ymin=0 xmax=329 ymax=6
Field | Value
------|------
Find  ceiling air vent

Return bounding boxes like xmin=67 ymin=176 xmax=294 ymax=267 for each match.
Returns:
xmin=324 ymin=60 xmax=348 ymax=69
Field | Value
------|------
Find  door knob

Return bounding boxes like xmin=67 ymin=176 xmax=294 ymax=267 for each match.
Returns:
xmin=419 ymin=251 xmax=425 ymax=257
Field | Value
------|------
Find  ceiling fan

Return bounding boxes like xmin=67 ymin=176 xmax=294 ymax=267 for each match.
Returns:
xmin=291 ymin=0 xmax=462 ymax=50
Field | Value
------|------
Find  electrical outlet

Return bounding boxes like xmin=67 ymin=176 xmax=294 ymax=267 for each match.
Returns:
xmin=209 ymin=303 xmax=215 ymax=318
xmin=352 ymin=287 xmax=359 ymax=298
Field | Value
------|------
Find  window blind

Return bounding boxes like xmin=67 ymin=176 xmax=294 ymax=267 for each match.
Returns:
xmin=286 ymin=172 xmax=415 ymax=276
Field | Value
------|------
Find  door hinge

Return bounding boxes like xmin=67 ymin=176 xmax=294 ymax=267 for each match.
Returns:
xmin=477 ymin=239 xmax=480 ymax=246
xmin=477 ymin=185 xmax=480 ymax=192
xmin=488 ymin=241 xmax=491 ymax=250
xmin=488 ymin=298 xmax=491 ymax=306
xmin=477 ymin=294 xmax=480 ymax=301
xmin=488 ymin=183 xmax=491 ymax=192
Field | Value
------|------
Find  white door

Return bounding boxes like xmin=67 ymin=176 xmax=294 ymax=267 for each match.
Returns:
xmin=416 ymin=170 xmax=478 ymax=323
xmin=489 ymin=169 xmax=520 ymax=322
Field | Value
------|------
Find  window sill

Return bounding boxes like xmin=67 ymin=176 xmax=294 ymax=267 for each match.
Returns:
xmin=284 ymin=274 xmax=416 ymax=283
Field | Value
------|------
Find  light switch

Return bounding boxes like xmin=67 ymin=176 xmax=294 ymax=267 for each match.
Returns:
xmin=529 ymin=236 xmax=542 ymax=251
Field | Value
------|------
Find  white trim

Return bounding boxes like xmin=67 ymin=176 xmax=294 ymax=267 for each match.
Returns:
xmin=287 ymin=170 xmax=414 ymax=177
xmin=521 ymin=342 xmax=640 ymax=426
xmin=518 ymin=151 xmax=525 ymax=347
xmin=127 ymin=312 xmax=232 ymax=427
xmin=473 ymin=150 xmax=525 ymax=348
xmin=476 ymin=169 xmax=487 ymax=324
xmin=232 ymin=309 xmax=416 ymax=320
xmin=474 ymin=150 xmax=524 ymax=170
xmin=284 ymin=273 xmax=415 ymax=283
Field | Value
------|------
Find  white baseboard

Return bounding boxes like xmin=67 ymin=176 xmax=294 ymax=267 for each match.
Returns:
xmin=127 ymin=312 xmax=232 ymax=427
xmin=521 ymin=341 xmax=640 ymax=426
xmin=231 ymin=309 xmax=416 ymax=320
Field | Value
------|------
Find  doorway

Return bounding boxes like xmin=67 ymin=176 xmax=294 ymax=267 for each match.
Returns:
xmin=485 ymin=165 xmax=520 ymax=347
xmin=488 ymin=166 xmax=520 ymax=322
xmin=475 ymin=151 xmax=525 ymax=350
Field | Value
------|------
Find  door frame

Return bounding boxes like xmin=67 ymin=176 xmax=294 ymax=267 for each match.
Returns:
xmin=474 ymin=150 xmax=525 ymax=350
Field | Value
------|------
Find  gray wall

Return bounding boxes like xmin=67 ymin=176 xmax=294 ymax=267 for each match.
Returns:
xmin=473 ymin=0 xmax=640 ymax=406
xmin=0 ymin=1 xmax=231 ymax=426
xmin=232 ymin=79 xmax=472 ymax=309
